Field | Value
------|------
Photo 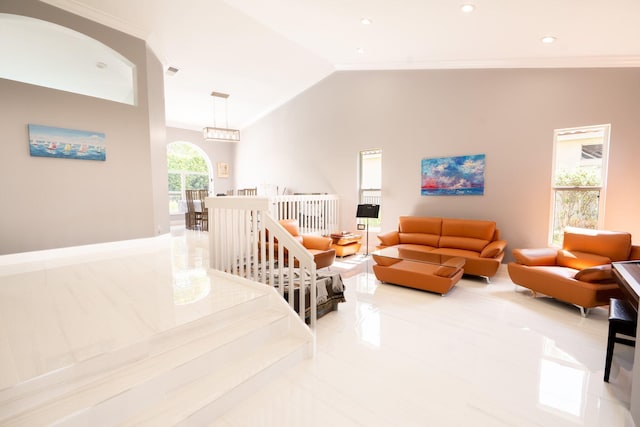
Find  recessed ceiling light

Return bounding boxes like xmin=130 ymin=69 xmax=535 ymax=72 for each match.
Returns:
xmin=95 ymin=61 xmax=107 ymax=69
xmin=360 ymin=17 xmax=372 ymax=25
xmin=166 ymin=66 xmax=179 ymax=76
xmin=460 ymin=4 xmax=475 ymax=13
xmin=356 ymin=47 xmax=365 ymax=54
xmin=541 ymin=36 xmax=557 ymax=44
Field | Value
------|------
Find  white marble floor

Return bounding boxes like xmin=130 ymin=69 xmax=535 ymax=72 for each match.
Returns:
xmin=213 ymin=254 xmax=637 ymax=426
xmin=0 ymin=229 xmax=635 ymax=426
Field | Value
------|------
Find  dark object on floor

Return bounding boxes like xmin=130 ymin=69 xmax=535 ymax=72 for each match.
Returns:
xmin=604 ymin=298 xmax=637 ymax=382
xmin=271 ymin=271 xmax=346 ymax=322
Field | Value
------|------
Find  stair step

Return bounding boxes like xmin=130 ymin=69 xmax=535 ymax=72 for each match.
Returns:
xmin=1 ymin=307 xmax=297 ymax=427
xmin=0 ymin=290 xmax=273 ymax=421
xmin=118 ymin=336 xmax=308 ymax=426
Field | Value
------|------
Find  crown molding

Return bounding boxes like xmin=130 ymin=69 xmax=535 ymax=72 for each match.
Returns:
xmin=334 ymin=56 xmax=640 ymax=71
xmin=40 ymin=0 xmax=149 ymax=40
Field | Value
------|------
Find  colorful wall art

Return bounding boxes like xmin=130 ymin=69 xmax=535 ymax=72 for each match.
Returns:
xmin=28 ymin=124 xmax=106 ymax=161
xmin=421 ymin=154 xmax=485 ymax=196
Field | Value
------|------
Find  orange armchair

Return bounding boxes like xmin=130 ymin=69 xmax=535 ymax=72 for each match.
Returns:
xmin=508 ymin=228 xmax=640 ymax=315
xmin=277 ymin=219 xmax=336 ymax=269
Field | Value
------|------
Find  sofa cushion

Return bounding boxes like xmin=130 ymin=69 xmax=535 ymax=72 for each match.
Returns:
xmin=441 ymin=218 xmax=496 ymax=241
xmin=399 ymin=216 xmax=442 ymax=234
xmin=377 ymin=231 xmax=399 ymax=246
xmin=395 ymin=244 xmax=436 ymax=253
xmin=439 ymin=236 xmax=488 ymax=253
xmin=574 ymin=264 xmax=614 ymax=283
xmin=557 ymin=249 xmax=611 ymax=270
xmin=431 ymin=247 xmax=480 ymax=259
xmin=302 ymin=235 xmax=332 ymax=250
xmin=563 ymin=228 xmax=631 ymax=261
xmin=279 ymin=219 xmax=301 ymax=237
xmin=480 ymin=240 xmax=506 ymax=258
xmin=398 ymin=232 xmax=440 ymax=247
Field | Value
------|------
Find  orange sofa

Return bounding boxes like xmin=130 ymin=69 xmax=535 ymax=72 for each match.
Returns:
xmin=376 ymin=216 xmax=507 ymax=279
xmin=508 ymin=228 xmax=640 ymax=315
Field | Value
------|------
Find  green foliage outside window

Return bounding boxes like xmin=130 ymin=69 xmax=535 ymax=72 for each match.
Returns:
xmin=168 ymin=172 xmax=181 ymax=192
xmin=554 ymin=168 xmax=600 ymax=187
xmin=167 ymin=143 xmax=210 ymax=214
xmin=167 ymin=143 xmax=208 ymax=173
xmin=186 ymin=174 xmax=208 ymax=190
xmin=551 ymin=169 xmax=600 ymax=245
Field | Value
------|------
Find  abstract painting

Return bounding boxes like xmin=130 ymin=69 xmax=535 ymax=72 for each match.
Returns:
xmin=421 ymin=154 xmax=485 ymax=196
xmin=28 ymin=124 xmax=106 ymax=161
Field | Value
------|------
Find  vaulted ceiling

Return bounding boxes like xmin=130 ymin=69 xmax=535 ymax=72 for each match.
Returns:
xmin=40 ymin=0 xmax=640 ymax=131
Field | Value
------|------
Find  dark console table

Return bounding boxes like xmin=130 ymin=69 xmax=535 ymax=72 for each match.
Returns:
xmin=612 ymin=261 xmax=640 ymax=424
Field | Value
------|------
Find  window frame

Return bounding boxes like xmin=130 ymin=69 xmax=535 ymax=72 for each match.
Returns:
xmin=549 ymin=124 xmax=610 ymax=246
xmin=358 ymin=149 xmax=382 ymax=230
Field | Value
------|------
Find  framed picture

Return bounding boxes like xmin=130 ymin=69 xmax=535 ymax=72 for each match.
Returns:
xmin=28 ymin=124 xmax=106 ymax=161
xmin=217 ymin=162 xmax=229 ymax=178
xmin=421 ymin=154 xmax=485 ymax=196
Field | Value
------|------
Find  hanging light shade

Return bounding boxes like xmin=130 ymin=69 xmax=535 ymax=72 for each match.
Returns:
xmin=203 ymin=91 xmax=240 ymax=142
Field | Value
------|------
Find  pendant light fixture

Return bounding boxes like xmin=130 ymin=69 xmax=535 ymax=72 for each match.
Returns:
xmin=203 ymin=91 xmax=240 ymax=142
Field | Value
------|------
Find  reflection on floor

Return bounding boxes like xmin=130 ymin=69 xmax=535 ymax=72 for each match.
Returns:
xmin=215 ymin=252 xmax=636 ymax=426
xmin=0 ymin=228 xmax=635 ymax=426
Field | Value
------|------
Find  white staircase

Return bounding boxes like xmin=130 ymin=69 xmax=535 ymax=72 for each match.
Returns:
xmin=0 ymin=271 xmax=313 ymax=427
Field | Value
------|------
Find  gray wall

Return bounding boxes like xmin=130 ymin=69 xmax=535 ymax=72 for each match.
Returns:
xmin=0 ymin=0 xmax=168 ymax=254
xmin=236 ymin=68 xmax=640 ymax=257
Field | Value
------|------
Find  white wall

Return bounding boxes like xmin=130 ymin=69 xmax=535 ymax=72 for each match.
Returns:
xmin=236 ymin=68 xmax=640 ymax=258
xmin=0 ymin=0 xmax=168 ymax=254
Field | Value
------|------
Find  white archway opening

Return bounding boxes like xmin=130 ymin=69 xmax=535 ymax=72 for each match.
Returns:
xmin=167 ymin=141 xmax=213 ymax=217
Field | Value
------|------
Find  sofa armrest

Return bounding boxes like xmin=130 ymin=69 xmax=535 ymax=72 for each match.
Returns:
xmin=302 ymin=235 xmax=332 ymax=251
xmin=512 ymin=247 xmax=558 ymax=266
xmin=630 ymin=245 xmax=640 ymax=260
xmin=377 ymin=231 xmax=400 ymax=247
xmin=574 ymin=264 xmax=614 ymax=283
xmin=480 ymin=240 xmax=507 ymax=258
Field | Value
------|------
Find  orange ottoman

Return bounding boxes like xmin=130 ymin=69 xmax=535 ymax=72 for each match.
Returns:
xmin=372 ymin=255 xmax=465 ymax=295
xmin=330 ymin=232 xmax=362 ymax=257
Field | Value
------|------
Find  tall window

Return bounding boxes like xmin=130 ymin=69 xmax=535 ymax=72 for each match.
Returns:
xmin=359 ymin=149 xmax=382 ymax=229
xmin=550 ymin=125 xmax=610 ymax=245
xmin=167 ymin=143 xmax=211 ymax=215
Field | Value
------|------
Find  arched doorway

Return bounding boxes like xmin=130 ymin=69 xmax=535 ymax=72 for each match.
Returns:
xmin=167 ymin=142 xmax=213 ymax=216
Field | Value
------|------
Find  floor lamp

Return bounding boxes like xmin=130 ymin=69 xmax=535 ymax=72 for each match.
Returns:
xmin=356 ymin=204 xmax=380 ymax=256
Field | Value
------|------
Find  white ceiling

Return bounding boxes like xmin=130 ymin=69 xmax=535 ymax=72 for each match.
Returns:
xmin=39 ymin=0 xmax=640 ymax=132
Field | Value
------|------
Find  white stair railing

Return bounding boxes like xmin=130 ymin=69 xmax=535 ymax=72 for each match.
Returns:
xmin=270 ymin=194 xmax=339 ymax=236
xmin=207 ymin=196 xmax=317 ymax=328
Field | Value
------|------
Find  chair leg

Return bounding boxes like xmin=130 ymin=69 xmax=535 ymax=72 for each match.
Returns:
xmin=580 ymin=307 xmax=590 ymax=317
xmin=604 ymin=324 xmax=616 ymax=382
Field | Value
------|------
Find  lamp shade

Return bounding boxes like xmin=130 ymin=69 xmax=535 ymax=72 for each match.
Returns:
xmin=203 ymin=91 xmax=240 ymax=142
xmin=203 ymin=126 xmax=240 ymax=142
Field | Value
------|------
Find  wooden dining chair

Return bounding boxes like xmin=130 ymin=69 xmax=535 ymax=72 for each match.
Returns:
xmin=185 ymin=190 xmax=202 ymax=230
xmin=197 ymin=189 xmax=208 ymax=231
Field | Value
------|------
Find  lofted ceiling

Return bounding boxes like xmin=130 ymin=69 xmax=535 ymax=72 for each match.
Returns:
xmin=39 ymin=0 xmax=640 ymax=132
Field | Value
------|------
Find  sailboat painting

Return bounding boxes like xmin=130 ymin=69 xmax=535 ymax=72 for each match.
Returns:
xmin=421 ymin=154 xmax=485 ymax=196
xmin=28 ymin=124 xmax=106 ymax=161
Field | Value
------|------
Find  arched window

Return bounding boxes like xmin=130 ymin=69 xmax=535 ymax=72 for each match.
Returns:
xmin=167 ymin=142 xmax=213 ymax=215
xmin=0 ymin=13 xmax=136 ymax=105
